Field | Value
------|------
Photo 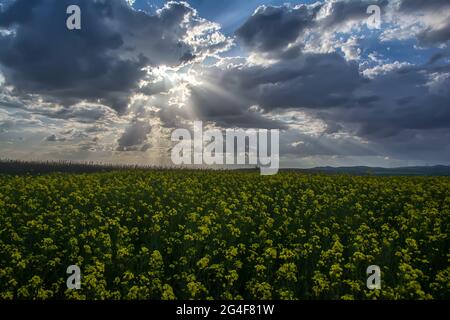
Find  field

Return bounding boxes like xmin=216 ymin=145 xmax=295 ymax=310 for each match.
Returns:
xmin=0 ymin=171 xmax=449 ymax=300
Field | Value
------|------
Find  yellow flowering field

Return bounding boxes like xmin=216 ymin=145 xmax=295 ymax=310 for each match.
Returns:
xmin=0 ymin=171 xmax=449 ymax=300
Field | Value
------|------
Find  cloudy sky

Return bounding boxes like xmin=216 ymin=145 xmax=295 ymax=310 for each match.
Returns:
xmin=0 ymin=0 xmax=449 ymax=168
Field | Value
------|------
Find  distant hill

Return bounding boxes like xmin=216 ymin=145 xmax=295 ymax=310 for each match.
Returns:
xmin=302 ymin=165 xmax=450 ymax=176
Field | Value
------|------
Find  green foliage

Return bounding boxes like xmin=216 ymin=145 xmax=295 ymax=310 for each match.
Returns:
xmin=0 ymin=171 xmax=449 ymax=300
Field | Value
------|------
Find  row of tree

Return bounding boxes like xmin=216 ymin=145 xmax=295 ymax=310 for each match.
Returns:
xmin=0 ymin=159 xmax=160 ymax=175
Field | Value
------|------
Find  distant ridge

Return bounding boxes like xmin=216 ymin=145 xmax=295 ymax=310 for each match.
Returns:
xmin=301 ymin=165 xmax=450 ymax=176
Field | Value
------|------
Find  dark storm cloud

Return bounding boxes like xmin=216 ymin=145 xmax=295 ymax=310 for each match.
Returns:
xmin=256 ymin=53 xmax=361 ymax=110
xmin=314 ymin=64 xmax=450 ymax=139
xmin=399 ymin=0 xmax=450 ymax=12
xmin=428 ymin=51 xmax=449 ymax=65
xmin=374 ymin=129 xmax=450 ymax=162
xmin=281 ymin=132 xmax=379 ymax=158
xmin=0 ymin=0 xmax=143 ymax=113
xmin=398 ymin=0 xmax=450 ymax=45
xmin=235 ymin=4 xmax=317 ymax=55
xmin=187 ymin=52 xmax=361 ymax=128
xmin=418 ymin=23 xmax=450 ymax=45
xmin=46 ymin=104 xmax=118 ymax=123
xmin=318 ymin=0 xmax=388 ymax=29
xmin=116 ymin=120 xmax=151 ymax=151
xmin=45 ymin=134 xmax=67 ymax=142
xmin=165 ymin=83 xmax=287 ymax=130
xmin=0 ymin=0 xmax=229 ymax=114
xmin=235 ymin=0 xmax=388 ymax=58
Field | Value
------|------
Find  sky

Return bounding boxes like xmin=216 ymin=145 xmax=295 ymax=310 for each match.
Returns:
xmin=0 ymin=0 xmax=449 ymax=168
